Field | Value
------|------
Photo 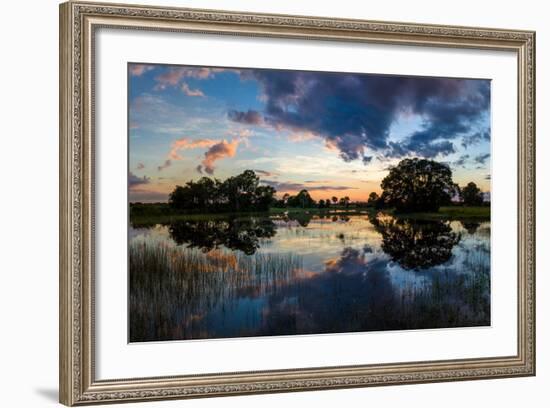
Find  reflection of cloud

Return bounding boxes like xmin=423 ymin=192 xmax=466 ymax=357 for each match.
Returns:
xmin=181 ymin=82 xmax=205 ymax=97
xmin=201 ymin=139 xmax=240 ymax=174
xmin=261 ymin=180 xmax=357 ymax=192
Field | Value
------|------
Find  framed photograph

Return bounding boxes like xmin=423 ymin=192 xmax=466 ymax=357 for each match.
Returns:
xmin=59 ymin=1 xmax=536 ymax=405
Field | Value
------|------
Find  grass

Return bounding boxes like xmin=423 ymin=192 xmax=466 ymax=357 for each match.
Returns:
xmin=129 ymin=238 xmax=303 ymax=342
xmin=388 ymin=206 xmax=490 ymax=221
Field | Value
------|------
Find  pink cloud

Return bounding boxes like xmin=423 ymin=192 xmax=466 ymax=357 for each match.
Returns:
xmin=129 ymin=64 xmax=154 ymax=76
xmin=154 ymin=67 xmax=213 ymax=90
xmin=168 ymin=138 xmax=218 ymax=160
xmin=181 ymin=82 xmax=205 ymax=97
xmin=200 ymin=139 xmax=240 ymax=175
xmin=287 ymin=131 xmax=318 ymax=143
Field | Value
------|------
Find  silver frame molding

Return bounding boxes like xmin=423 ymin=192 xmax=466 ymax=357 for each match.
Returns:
xmin=59 ymin=1 xmax=536 ymax=405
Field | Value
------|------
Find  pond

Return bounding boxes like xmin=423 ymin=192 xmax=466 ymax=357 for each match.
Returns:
xmin=129 ymin=212 xmax=490 ymax=342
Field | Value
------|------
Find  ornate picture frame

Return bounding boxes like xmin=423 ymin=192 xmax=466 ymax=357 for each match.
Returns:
xmin=59 ymin=1 xmax=535 ymax=405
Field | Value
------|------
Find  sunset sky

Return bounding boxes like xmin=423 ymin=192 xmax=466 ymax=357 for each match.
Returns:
xmin=128 ymin=63 xmax=491 ymax=203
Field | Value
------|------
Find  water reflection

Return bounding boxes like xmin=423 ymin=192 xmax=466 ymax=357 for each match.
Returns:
xmin=129 ymin=213 xmax=490 ymax=342
xmin=169 ymin=217 xmax=276 ymax=255
xmin=368 ymin=216 xmax=461 ymax=270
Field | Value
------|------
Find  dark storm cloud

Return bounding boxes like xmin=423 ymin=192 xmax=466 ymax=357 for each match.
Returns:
xmin=474 ymin=153 xmax=491 ymax=164
xmin=261 ymin=180 xmax=356 ymax=192
xmin=229 ymin=70 xmax=490 ymax=162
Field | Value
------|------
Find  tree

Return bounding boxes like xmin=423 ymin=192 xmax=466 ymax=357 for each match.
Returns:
xmin=367 ymin=192 xmax=379 ymax=207
xmin=288 ymin=189 xmax=316 ymax=208
xmin=460 ymin=182 xmax=483 ymax=206
xmin=318 ymin=199 xmax=326 ymax=209
xmin=331 ymin=196 xmax=338 ymax=205
xmin=339 ymin=197 xmax=350 ymax=207
xmin=325 ymin=198 xmax=331 ymax=208
xmin=221 ymin=169 xmax=260 ymax=212
xmin=380 ymin=158 xmax=457 ymax=212
xmin=253 ymin=185 xmax=276 ymax=211
xmin=168 ymin=170 xmax=276 ymax=213
xmin=343 ymin=196 xmax=350 ymax=208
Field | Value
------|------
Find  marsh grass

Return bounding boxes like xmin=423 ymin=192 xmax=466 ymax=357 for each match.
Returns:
xmin=129 ymin=239 xmax=302 ymax=342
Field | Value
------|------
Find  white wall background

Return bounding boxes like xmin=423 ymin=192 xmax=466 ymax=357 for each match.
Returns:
xmin=0 ymin=0 xmax=546 ymax=407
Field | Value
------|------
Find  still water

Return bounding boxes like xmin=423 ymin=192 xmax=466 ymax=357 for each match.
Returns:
xmin=129 ymin=213 xmax=490 ymax=342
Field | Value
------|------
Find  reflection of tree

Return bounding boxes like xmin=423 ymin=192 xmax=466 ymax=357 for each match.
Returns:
xmin=460 ymin=221 xmax=480 ymax=234
xmin=168 ymin=217 xmax=276 ymax=255
xmin=278 ymin=212 xmax=351 ymax=227
xmin=369 ymin=216 xmax=460 ymax=270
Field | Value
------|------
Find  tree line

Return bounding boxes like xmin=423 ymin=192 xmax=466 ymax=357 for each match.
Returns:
xmin=166 ymin=159 xmax=487 ymax=214
xmin=169 ymin=170 xmax=275 ymax=212
xmin=168 ymin=169 xmax=353 ymax=213
xmin=367 ymin=158 xmax=487 ymax=212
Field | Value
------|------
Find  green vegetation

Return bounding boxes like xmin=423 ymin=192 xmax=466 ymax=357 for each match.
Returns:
xmin=390 ymin=205 xmax=490 ymax=221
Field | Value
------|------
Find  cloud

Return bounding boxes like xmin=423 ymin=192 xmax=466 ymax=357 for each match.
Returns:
xmin=287 ymin=131 xmax=317 ymax=142
xmin=485 ymin=174 xmax=491 ymax=180
xmin=136 ymin=162 xmax=145 ymax=170
xmin=168 ymin=138 xmax=217 ymax=160
xmin=129 ymin=64 xmax=154 ymax=76
xmin=261 ymin=180 xmax=357 ymax=192
xmin=462 ymin=129 xmax=490 ymax=148
xmin=474 ymin=153 xmax=491 ymax=164
xmin=128 ymin=172 xmax=150 ymax=188
xmin=362 ymin=156 xmax=373 ymax=165
xmin=229 ymin=70 xmax=490 ymax=162
xmin=386 ymin=139 xmax=456 ymax=158
xmin=154 ymin=67 xmax=213 ymax=90
xmin=227 ymin=128 xmax=253 ymax=138
xmin=227 ymin=109 xmax=264 ymax=125
xmin=453 ymin=154 xmax=470 ymax=168
xmin=181 ymin=82 xmax=205 ymax=97
xmin=201 ymin=139 xmax=240 ymax=174
xmin=254 ymin=169 xmax=278 ymax=177
xmin=157 ymin=159 xmax=172 ymax=171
